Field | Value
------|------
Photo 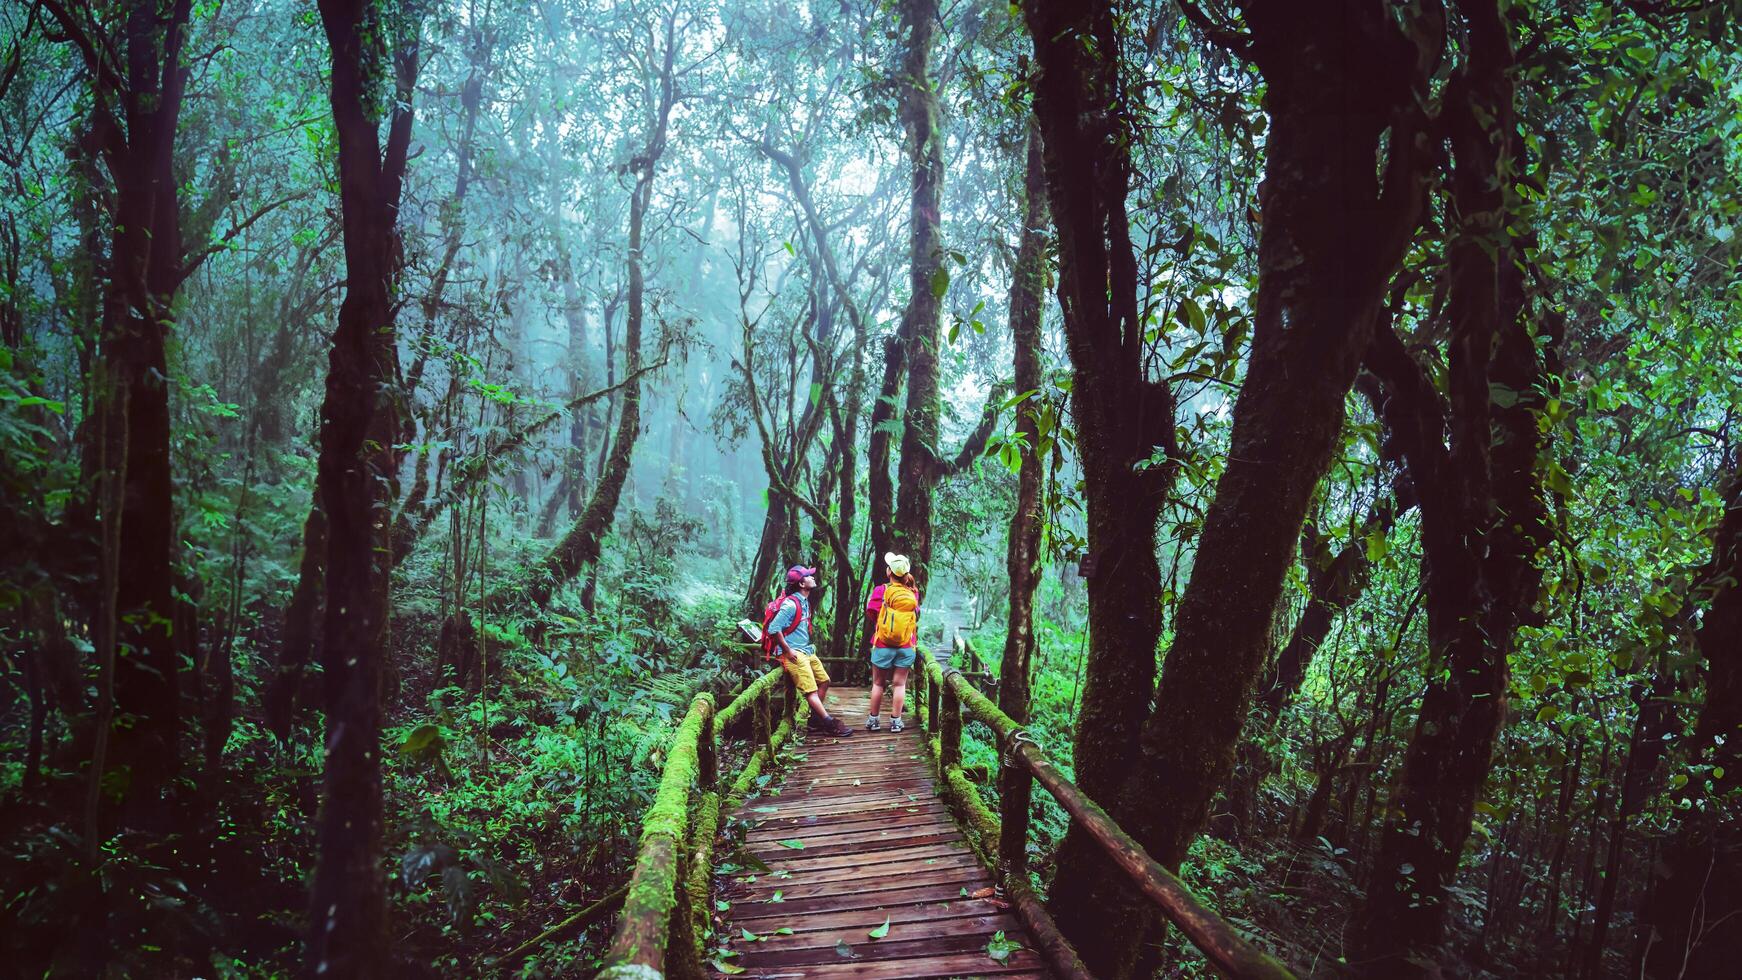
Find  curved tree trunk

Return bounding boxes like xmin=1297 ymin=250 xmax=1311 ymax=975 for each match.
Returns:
xmin=509 ymin=15 xmax=678 ymax=614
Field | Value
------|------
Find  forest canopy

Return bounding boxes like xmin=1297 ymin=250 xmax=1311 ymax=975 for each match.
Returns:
xmin=1 ymin=0 xmax=1739 ymax=977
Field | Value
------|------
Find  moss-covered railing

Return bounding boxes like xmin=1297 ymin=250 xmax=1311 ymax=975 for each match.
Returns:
xmin=912 ymin=645 xmax=1297 ymax=980
xmin=592 ymin=665 xmax=800 ymax=980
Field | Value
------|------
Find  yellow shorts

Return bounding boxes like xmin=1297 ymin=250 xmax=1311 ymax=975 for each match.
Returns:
xmin=778 ymin=653 xmax=830 ymax=695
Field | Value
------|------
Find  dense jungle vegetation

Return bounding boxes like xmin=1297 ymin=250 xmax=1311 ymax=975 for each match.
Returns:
xmin=1 ymin=0 xmax=1739 ymax=976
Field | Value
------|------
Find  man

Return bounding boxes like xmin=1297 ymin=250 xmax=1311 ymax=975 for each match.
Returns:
xmin=768 ymin=564 xmax=854 ymax=737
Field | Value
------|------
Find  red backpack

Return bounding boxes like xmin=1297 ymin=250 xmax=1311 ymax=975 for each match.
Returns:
xmin=760 ymin=593 xmax=807 ymax=659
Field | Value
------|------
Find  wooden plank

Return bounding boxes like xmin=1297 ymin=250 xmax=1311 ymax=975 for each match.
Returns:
xmin=726 ymin=880 xmax=991 ymax=917
xmin=733 ymin=928 xmax=1018 ymax=966
xmin=726 ymin=947 xmax=1047 ymax=978
xmin=740 ymin=802 xmax=949 ymax=830
xmin=743 ymin=809 xmax=953 ymax=841
xmin=728 ymin=899 xmax=1003 ymax=934
xmin=719 ymin=843 xmax=971 ymax=884
xmin=730 ymin=912 xmax=1017 ymax=952
xmin=727 ymin=866 xmax=990 ymax=904
xmin=745 ymin=829 xmax=962 ymax=861
xmin=728 ymin=855 xmax=984 ymax=894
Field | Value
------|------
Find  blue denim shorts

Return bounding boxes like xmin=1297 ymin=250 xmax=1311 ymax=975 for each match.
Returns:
xmin=871 ymin=646 xmax=916 ymax=669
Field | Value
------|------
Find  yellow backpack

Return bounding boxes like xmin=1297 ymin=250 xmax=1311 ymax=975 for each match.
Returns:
xmin=874 ymin=582 xmax=918 ymax=648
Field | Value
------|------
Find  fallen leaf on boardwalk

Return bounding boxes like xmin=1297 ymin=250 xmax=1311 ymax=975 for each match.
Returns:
xmin=740 ymin=928 xmax=761 ymax=942
xmin=959 ymin=887 xmax=969 ymax=897
xmin=852 ymin=779 xmax=861 ymax=786
xmin=714 ymin=899 xmax=731 ymax=911
xmin=751 ymin=806 xmax=780 ymax=813
xmin=769 ymin=891 xmax=784 ymax=903
xmin=776 ymin=839 xmax=805 ymax=849
xmin=969 ymin=886 xmax=997 ymax=899
xmin=987 ymin=930 xmax=1024 ymax=964
xmin=835 ymin=940 xmax=859 ymax=959
xmin=868 ymin=915 xmax=891 ymax=939
xmin=711 ymin=959 xmax=746 ymax=974
xmin=770 ymin=869 xmax=792 ymax=878
xmin=774 ymin=927 xmax=794 ymax=935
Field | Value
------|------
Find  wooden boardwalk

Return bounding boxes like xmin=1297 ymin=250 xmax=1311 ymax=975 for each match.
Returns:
xmin=712 ymin=687 xmax=1051 ymax=978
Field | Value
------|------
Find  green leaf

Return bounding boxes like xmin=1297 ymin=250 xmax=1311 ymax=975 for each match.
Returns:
xmin=741 ymin=928 xmax=761 ymax=942
xmin=835 ymin=940 xmax=859 ymax=959
xmin=929 ymin=265 xmax=950 ymax=299
xmin=776 ymin=839 xmax=805 ymax=850
xmin=868 ymin=916 xmax=891 ymax=939
xmin=769 ymin=891 xmax=784 ymax=903
xmin=712 ymin=959 xmax=747 ymax=974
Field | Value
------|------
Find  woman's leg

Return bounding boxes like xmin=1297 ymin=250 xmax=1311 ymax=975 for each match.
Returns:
xmin=869 ymin=664 xmax=888 ymax=717
xmin=890 ymin=665 xmax=910 ymax=720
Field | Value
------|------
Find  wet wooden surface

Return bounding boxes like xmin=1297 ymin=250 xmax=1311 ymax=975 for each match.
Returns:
xmin=710 ymin=687 xmax=1049 ymax=978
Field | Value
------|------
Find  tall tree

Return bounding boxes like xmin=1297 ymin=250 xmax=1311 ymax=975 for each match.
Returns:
xmin=513 ymin=9 xmax=678 ymax=613
xmin=44 ymin=0 xmax=196 ymax=828
xmin=1025 ymin=1 xmax=1434 ymax=973
xmin=1019 ymin=2 xmax=1182 ymax=959
xmin=888 ymin=0 xmax=944 ymax=587
xmin=306 ymin=0 xmax=423 ymax=972
xmin=1353 ymin=6 xmax=1553 ymax=971
xmin=996 ymin=116 xmax=1049 ymax=869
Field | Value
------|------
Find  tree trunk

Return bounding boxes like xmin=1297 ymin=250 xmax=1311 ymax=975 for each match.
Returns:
xmin=306 ymin=1 xmax=422 ymax=972
xmin=1020 ymin=3 xmax=1182 ymax=962
xmin=997 ymin=119 xmax=1048 ymax=735
xmin=47 ymin=0 xmax=198 ymax=830
xmin=1354 ymin=8 xmax=1552 ymax=971
xmin=512 ymin=16 xmax=677 ymax=614
xmin=890 ymin=0 xmax=944 ymax=590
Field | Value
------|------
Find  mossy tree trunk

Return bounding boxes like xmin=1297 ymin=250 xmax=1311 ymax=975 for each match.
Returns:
xmin=890 ymin=0 xmax=945 ymax=592
xmin=513 ymin=12 xmax=678 ymax=614
xmin=45 ymin=0 xmax=198 ymax=830
xmin=1019 ymin=1 xmax=1181 ymax=968
xmin=306 ymin=0 xmax=423 ymax=973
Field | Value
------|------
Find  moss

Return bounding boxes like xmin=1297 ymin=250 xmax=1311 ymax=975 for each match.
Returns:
xmin=944 ymin=763 xmax=1001 ymax=868
xmin=595 ymin=966 xmax=663 ymax=980
xmin=714 ymin=666 xmax=784 ymax=733
xmin=639 ymin=694 xmax=714 ymax=844
xmin=682 ymin=790 xmax=723 ymax=970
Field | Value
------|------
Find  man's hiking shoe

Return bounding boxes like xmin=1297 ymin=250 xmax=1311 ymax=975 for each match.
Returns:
xmin=866 ymin=716 xmax=881 ymax=732
xmin=805 ymin=714 xmax=827 ymax=733
xmin=825 ymin=718 xmax=854 ymax=737
xmin=890 ymin=716 xmax=904 ymax=733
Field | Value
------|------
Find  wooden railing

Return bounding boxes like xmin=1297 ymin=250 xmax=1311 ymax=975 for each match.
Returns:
xmin=912 ymin=645 xmax=1297 ymax=980
xmin=593 ymin=666 xmax=798 ymax=980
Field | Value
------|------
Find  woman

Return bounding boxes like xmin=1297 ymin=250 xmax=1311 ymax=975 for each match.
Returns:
xmin=864 ymin=552 xmax=919 ymax=732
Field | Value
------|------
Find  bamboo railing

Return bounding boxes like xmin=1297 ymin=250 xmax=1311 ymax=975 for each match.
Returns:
xmin=592 ymin=665 xmax=798 ymax=980
xmin=913 ymin=645 xmax=1297 ymax=980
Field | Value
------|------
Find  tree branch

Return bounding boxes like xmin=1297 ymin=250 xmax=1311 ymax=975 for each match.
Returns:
xmin=178 ymin=191 xmax=313 ymax=285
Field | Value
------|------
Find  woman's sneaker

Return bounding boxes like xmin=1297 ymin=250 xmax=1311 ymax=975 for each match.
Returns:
xmin=866 ymin=716 xmax=881 ymax=731
xmin=890 ymin=716 xmax=904 ymax=733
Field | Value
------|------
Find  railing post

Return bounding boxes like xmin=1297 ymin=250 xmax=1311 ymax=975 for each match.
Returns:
xmin=997 ymin=741 xmax=1033 ymax=877
xmin=927 ymin=662 xmax=941 ymax=730
xmin=752 ymin=688 xmax=771 ymax=760
xmin=699 ymin=707 xmax=717 ymax=792
xmin=941 ymin=679 xmax=962 ymax=770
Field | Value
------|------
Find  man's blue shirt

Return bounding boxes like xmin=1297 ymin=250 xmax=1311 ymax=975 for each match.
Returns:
xmin=768 ymin=593 xmax=813 ymax=655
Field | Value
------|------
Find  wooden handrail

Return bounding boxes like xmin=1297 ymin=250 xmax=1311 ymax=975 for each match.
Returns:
xmin=917 ymin=646 xmax=1296 ymax=980
xmin=593 ymin=666 xmax=797 ymax=980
